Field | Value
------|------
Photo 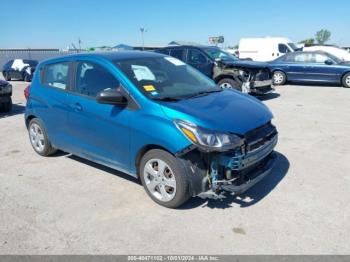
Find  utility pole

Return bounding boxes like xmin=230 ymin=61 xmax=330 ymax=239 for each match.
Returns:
xmin=140 ymin=28 xmax=147 ymax=51
xmin=78 ymin=37 xmax=82 ymax=51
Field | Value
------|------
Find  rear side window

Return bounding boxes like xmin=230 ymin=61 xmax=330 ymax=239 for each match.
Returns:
xmin=170 ymin=49 xmax=186 ymax=61
xmin=42 ymin=62 xmax=69 ymax=89
xmin=74 ymin=62 xmax=120 ymax=97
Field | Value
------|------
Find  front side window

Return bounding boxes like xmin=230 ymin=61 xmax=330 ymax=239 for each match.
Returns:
xmin=75 ymin=62 xmax=119 ymax=97
xmin=187 ymin=49 xmax=207 ymax=65
xmin=114 ymin=56 xmax=218 ymax=100
xmin=42 ymin=62 xmax=69 ymax=89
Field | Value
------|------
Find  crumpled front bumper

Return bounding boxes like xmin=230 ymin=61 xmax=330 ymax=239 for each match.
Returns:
xmin=220 ymin=152 xmax=277 ymax=195
xmin=249 ymin=79 xmax=274 ymax=95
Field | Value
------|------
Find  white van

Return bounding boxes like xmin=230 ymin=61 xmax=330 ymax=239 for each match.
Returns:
xmin=238 ymin=37 xmax=299 ymax=62
xmin=303 ymin=45 xmax=350 ymax=62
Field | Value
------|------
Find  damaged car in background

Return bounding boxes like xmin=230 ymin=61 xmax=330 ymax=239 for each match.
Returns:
xmin=157 ymin=45 xmax=273 ymax=96
xmin=25 ymin=51 xmax=278 ymax=208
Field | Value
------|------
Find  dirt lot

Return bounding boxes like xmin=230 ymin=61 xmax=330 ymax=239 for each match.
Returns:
xmin=0 ymin=79 xmax=350 ymax=254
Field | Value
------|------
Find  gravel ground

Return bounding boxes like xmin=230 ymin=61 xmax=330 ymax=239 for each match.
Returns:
xmin=0 ymin=79 xmax=349 ymax=254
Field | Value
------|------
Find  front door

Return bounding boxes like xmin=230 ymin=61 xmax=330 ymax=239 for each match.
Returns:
xmin=187 ymin=49 xmax=213 ymax=77
xmin=66 ymin=61 xmax=131 ymax=172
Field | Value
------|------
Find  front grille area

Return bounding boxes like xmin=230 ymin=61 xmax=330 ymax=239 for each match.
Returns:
xmin=254 ymin=69 xmax=271 ymax=81
xmin=217 ymin=122 xmax=278 ymax=171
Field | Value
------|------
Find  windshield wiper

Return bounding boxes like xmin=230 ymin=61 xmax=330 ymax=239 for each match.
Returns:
xmin=152 ymin=96 xmax=181 ymax=102
xmin=184 ymin=89 xmax=223 ymax=99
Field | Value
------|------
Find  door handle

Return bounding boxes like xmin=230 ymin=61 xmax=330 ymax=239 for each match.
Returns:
xmin=73 ymin=102 xmax=83 ymax=112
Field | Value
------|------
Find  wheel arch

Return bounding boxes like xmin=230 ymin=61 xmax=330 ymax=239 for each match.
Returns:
xmin=135 ymin=144 xmax=173 ymax=178
xmin=341 ymin=70 xmax=350 ymax=80
xmin=25 ymin=114 xmax=37 ymax=128
xmin=214 ymin=74 xmax=235 ymax=83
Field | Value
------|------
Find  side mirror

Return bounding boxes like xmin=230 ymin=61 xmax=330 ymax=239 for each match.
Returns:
xmin=96 ymin=88 xmax=128 ymax=106
xmin=325 ymin=59 xmax=334 ymax=65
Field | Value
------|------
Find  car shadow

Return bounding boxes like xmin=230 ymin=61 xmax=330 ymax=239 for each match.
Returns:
xmin=0 ymin=103 xmax=26 ymax=118
xmin=258 ymin=92 xmax=280 ymax=101
xmin=53 ymin=151 xmax=288 ymax=210
xmin=180 ymin=151 xmax=289 ymax=209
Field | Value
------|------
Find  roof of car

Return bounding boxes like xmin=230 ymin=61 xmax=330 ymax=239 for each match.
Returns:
xmin=40 ymin=51 xmax=165 ymax=64
xmin=160 ymin=45 xmax=219 ymax=49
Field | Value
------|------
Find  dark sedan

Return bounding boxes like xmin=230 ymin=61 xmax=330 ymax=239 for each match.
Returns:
xmin=269 ymin=51 xmax=350 ymax=88
xmin=2 ymin=59 xmax=38 ymax=82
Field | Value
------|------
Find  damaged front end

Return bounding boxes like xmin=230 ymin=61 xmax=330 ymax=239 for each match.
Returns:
xmin=176 ymin=121 xmax=278 ymax=200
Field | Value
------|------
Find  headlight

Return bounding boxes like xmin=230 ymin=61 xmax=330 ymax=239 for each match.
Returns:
xmin=174 ymin=120 xmax=244 ymax=152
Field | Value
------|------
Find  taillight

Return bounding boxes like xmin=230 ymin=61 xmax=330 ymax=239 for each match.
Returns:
xmin=24 ymin=84 xmax=30 ymax=100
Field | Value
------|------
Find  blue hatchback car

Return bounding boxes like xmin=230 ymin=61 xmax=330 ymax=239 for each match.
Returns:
xmin=25 ymin=51 xmax=278 ymax=208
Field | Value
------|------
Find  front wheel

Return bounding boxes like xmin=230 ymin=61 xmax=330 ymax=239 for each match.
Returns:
xmin=218 ymin=78 xmax=242 ymax=92
xmin=28 ymin=118 xmax=57 ymax=156
xmin=140 ymin=149 xmax=191 ymax=208
xmin=342 ymin=73 xmax=350 ymax=88
xmin=272 ymin=71 xmax=286 ymax=85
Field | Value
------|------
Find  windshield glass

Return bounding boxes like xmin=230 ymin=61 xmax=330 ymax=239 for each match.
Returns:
xmin=114 ymin=56 xmax=219 ymax=100
xmin=203 ymin=48 xmax=238 ymax=61
xmin=288 ymin=43 xmax=299 ymax=51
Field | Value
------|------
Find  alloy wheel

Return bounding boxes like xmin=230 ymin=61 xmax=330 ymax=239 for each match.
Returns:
xmin=29 ymin=123 xmax=45 ymax=153
xmin=143 ymin=158 xmax=177 ymax=202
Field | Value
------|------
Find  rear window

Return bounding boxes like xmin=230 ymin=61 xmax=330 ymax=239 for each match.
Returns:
xmin=42 ymin=62 xmax=69 ymax=89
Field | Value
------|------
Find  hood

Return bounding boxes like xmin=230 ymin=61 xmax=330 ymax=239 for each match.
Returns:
xmin=0 ymin=79 xmax=9 ymax=86
xmin=221 ymin=60 xmax=270 ymax=70
xmin=160 ymin=90 xmax=273 ymax=135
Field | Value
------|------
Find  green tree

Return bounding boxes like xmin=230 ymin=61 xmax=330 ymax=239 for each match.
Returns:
xmin=299 ymin=38 xmax=315 ymax=46
xmin=315 ymin=29 xmax=331 ymax=44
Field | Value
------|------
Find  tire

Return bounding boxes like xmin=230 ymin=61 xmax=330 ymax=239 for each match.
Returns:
xmin=272 ymin=71 xmax=286 ymax=85
xmin=3 ymin=72 xmax=11 ymax=81
xmin=140 ymin=149 xmax=191 ymax=208
xmin=218 ymin=78 xmax=242 ymax=91
xmin=0 ymin=97 xmax=12 ymax=113
xmin=342 ymin=72 xmax=350 ymax=88
xmin=28 ymin=118 xmax=57 ymax=156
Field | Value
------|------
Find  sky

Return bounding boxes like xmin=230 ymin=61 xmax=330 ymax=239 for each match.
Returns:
xmin=1 ymin=0 xmax=349 ymax=49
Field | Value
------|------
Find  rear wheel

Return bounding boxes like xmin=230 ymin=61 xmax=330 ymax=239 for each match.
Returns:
xmin=272 ymin=71 xmax=286 ymax=85
xmin=218 ymin=78 xmax=242 ymax=91
xmin=342 ymin=73 xmax=350 ymax=88
xmin=28 ymin=118 xmax=57 ymax=156
xmin=140 ymin=149 xmax=191 ymax=208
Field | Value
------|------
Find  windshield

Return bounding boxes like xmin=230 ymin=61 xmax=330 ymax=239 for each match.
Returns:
xmin=114 ymin=56 xmax=220 ymax=100
xmin=203 ymin=48 xmax=238 ymax=61
xmin=288 ymin=43 xmax=299 ymax=51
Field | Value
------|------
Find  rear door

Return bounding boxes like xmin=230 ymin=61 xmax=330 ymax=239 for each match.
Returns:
xmin=36 ymin=61 xmax=72 ymax=148
xmin=65 ymin=60 xmax=131 ymax=171
xmin=186 ymin=49 xmax=213 ymax=77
